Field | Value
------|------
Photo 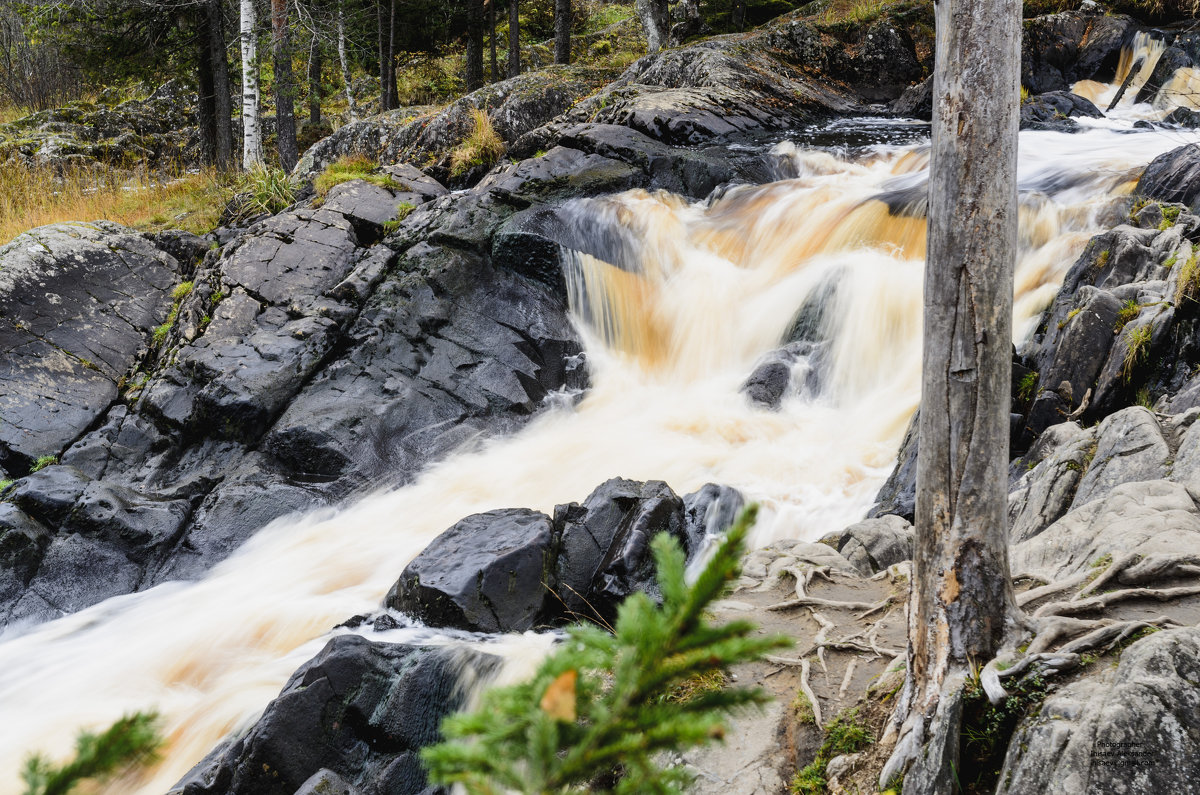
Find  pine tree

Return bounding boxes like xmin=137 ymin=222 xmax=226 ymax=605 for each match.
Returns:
xmin=21 ymin=711 xmax=162 ymax=795
xmin=422 ymin=505 xmax=790 ymax=794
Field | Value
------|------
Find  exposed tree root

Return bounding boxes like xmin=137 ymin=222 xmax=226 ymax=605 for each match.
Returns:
xmin=1033 ymin=583 xmax=1200 ymax=617
xmin=767 ymin=595 xmax=891 ymax=612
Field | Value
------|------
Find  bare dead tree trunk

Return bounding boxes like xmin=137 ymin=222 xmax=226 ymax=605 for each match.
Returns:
xmin=337 ymin=0 xmax=357 ymax=121
xmin=554 ymin=0 xmax=570 ymax=64
xmin=466 ymin=0 xmax=484 ymax=90
xmin=488 ymin=0 xmax=499 ymax=81
xmin=507 ymin=0 xmax=520 ymax=78
xmin=272 ymin=0 xmax=298 ymax=172
xmin=878 ymin=0 xmax=1026 ymax=790
xmin=209 ymin=0 xmax=234 ymax=169
xmin=634 ymin=0 xmax=668 ymax=54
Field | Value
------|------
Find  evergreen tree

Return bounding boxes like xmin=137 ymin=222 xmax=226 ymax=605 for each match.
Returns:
xmin=21 ymin=712 xmax=162 ymax=795
xmin=423 ymin=505 xmax=790 ymax=794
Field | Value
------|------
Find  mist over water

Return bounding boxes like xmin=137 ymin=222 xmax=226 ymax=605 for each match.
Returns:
xmin=1 ymin=66 xmax=1198 ymax=792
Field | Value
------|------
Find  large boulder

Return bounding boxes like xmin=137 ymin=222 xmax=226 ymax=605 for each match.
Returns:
xmin=1019 ymin=91 xmax=1103 ymax=131
xmin=997 ymin=628 xmax=1200 ymax=795
xmin=1021 ymin=12 xmax=1132 ymax=94
xmin=0 ymin=222 xmax=186 ymax=476
xmin=172 ymin=634 xmax=491 ymax=795
xmin=1136 ymin=144 xmax=1200 ymax=213
xmin=386 ymin=509 xmax=557 ymax=633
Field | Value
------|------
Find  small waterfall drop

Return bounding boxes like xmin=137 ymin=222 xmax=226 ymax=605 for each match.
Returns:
xmin=1 ymin=39 xmax=1199 ymax=792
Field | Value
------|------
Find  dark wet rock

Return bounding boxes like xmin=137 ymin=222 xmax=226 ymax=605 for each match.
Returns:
xmin=1135 ymin=43 xmax=1192 ymax=105
xmin=11 ymin=533 xmax=142 ymax=625
xmin=319 ymin=179 xmax=414 ymax=242
xmin=681 ymin=483 xmax=745 ymax=559
xmin=869 ymin=412 xmax=918 ymax=522
xmin=1021 ymin=12 xmax=1132 ymax=94
xmin=891 ymin=77 xmax=932 ymax=120
xmin=0 ymin=503 xmax=51 ymax=586
xmin=386 ymin=508 xmax=556 ymax=633
xmin=997 ymin=627 xmax=1200 ymax=795
xmin=1136 ymin=144 xmax=1200 ymax=212
xmin=1019 ymin=90 xmax=1102 ymax=131
xmin=834 ymin=515 xmax=914 ymax=575
xmin=741 ymin=341 xmax=822 ymax=409
xmin=172 ymin=634 xmax=487 ymax=795
xmin=293 ymin=770 xmax=362 ymax=795
xmin=0 ymin=222 xmax=184 ymax=474
xmin=8 ymin=465 xmax=93 ymax=528
xmin=295 ymin=68 xmax=611 ymax=183
xmin=553 ymin=477 xmax=687 ymax=622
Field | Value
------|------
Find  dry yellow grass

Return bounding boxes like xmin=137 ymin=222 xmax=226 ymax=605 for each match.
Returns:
xmin=449 ymin=108 xmax=506 ymax=177
xmin=0 ymin=160 xmax=228 ymax=245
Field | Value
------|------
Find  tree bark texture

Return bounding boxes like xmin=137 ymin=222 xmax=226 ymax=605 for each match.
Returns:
xmin=197 ymin=10 xmax=217 ymax=165
xmin=209 ymin=0 xmax=234 ymax=169
xmin=635 ymin=0 xmax=668 ymax=53
xmin=376 ymin=0 xmax=389 ymax=110
xmin=554 ymin=0 xmax=570 ymax=64
xmin=507 ymin=0 xmax=521 ymax=78
xmin=337 ymin=1 xmax=358 ymax=121
xmin=489 ymin=0 xmax=499 ymax=81
xmin=732 ymin=0 xmax=746 ymax=31
xmin=466 ymin=0 xmax=485 ymax=90
xmin=240 ymin=0 xmax=264 ymax=169
xmin=272 ymin=0 xmax=298 ymax=172
xmin=308 ymin=37 xmax=322 ymax=125
xmin=882 ymin=0 xmax=1025 ymax=789
xmin=386 ymin=0 xmax=398 ymax=108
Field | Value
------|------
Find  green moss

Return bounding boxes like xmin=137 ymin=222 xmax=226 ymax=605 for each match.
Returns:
xmin=171 ymin=280 xmax=194 ymax=302
xmin=1018 ymin=371 xmax=1038 ymax=404
xmin=789 ymin=707 xmax=873 ymax=794
xmin=314 ymin=154 xmax=402 ymax=197
xmin=30 ymin=455 xmax=57 ymax=473
xmin=0 ymin=479 xmax=13 ymax=492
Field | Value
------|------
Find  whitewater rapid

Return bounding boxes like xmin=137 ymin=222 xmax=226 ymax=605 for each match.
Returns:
xmin=1 ymin=71 xmax=1198 ymax=792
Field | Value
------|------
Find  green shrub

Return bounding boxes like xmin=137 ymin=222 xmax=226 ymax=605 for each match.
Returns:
xmin=239 ymin=165 xmax=298 ymax=215
xmin=789 ymin=708 xmax=874 ymax=794
xmin=21 ymin=711 xmax=161 ymax=795
xmin=1017 ymin=371 xmax=1038 ymax=404
xmin=422 ymin=505 xmax=791 ymax=793
xmin=30 ymin=455 xmax=57 ymax=473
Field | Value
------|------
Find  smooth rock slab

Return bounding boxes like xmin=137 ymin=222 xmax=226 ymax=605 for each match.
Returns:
xmin=998 ymin=627 xmax=1200 ymax=795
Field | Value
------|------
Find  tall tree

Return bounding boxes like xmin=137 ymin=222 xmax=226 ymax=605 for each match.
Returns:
xmin=878 ymin=0 xmax=1025 ymax=790
xmin=488 ymin=0 xmax=498 ymax=81
xmin=272 ymin=0 xmax=299 ymax=172
xmin=732 ymin=0 xmax=746 ymax=31
xmin=553 ymin=0 xmax=570 ymax=64
xmin=386 ymin=0 xmax=398 ymax=107
xmin=308 ymin=33 xmax=322 ymax=124
xmin=634 ymin=0 xmax=668 ymax=53
xmin=208 ymin=0 xmax=234 ymax=168
xmin=241 ymin=0 xmax=264 ymax=168
xmin=336 ymin=0 xmax=357 ymax=121
xmin=506 ymin=0 xmax=520 ymax=78
xmin=465 ymin=0 xmax=484 ymax=91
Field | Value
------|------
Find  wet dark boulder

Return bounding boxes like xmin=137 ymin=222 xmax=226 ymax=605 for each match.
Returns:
xmin=1163 ymin=107 xmax=1200 ymax=128
xmin=553 ymin=478 xmax=687 ymax=621
xmin=681 ymin=483 xmax=745 ymax=559
xmin=1136 ymin=144 xmax=1200 ymax=212
xmin=833 ymin=515 xmax=914 ymax=575
xmin=891 ymin=77 xmax=932 ymax=120
xmin=0 ymin=222 xmax=185 ymax=476
xmin=741 ymin=341 xmax=823 ymax=409
xmin=869 ymin=412 xmax=918 ymax=522
xmin=1019 ymin=91 xmax=1103 ymax=131
xmin=172 ymin=634 xmax=489 ymax=795
xmin=386 ymin=509 xmax=557 ymax=633
xmin=1135 ymin=44 xmax=1193 ymax=105
xmin=1020 ymin=12 xmax=1132 ymax=94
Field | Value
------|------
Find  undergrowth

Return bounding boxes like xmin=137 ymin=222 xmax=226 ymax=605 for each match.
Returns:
xmin=449 ymin=108 xmax=506 ymax=178
xmin=313 ymin=154 xmax=401 ymax=198
xmin=956 ymin=672 xmax=1049 ymax=794
xmin=790 ymin=708 xmax=874 ymax=794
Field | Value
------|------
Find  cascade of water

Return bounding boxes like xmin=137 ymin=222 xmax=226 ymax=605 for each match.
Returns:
xmin=1 ymin=44 xmax=1198 ymax=791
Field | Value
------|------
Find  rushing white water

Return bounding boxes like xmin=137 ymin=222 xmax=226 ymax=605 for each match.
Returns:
xmin=2 ymin=69 xmax=1199 ymax=794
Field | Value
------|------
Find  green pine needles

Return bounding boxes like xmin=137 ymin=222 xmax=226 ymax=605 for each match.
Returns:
xmin=422 ymin=505 xmax=791 ymax=794
xmin=22 ymin=711 xmax=162 ymax=795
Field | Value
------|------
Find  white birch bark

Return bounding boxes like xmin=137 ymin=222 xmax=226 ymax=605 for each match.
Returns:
xmin=337 ymin=1 xmax=357 ymax=123
xmin=241 ymin=0 xmax=264 ymax=169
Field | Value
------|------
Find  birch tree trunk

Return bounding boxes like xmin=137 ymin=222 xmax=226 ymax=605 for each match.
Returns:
xmin=554 ymin=0 xmax=570 ymax=65
xmin=241 ymin=0 xmax=263 ymax=169
xmin=634 ymin=0 xmax=668 ymax=54
xmin=308 ymin=36 xmax=321 ymax=125
xmin=878 ymin=0 xmax=1026 ymax=790
xmin=272 ymin=0 xmax=298 ymax=172
xmin=337 ymin=1 xmax=357 ymax=122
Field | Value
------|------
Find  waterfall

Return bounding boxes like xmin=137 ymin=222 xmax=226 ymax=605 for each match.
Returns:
xmin=2 ymin=51 xmax=1199 ymax=795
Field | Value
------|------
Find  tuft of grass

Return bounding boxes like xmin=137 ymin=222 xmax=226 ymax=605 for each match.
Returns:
xmin=1165 ymin=253 xmax=1178 ymax=270
xmin=1017 ymin=371 xmax=1038 ymax=404
xmin=1114 ymin=299 xmax=1141 ymax=333
xmin=29 ymin=455 xmax=57 ymax=474
xmin=171 ymin=281 xmax=194 ymax=302
xmin=449 ymin=108 xmax=506 ymax=178
xmin=664 ymin=669 xmax=729 ymax=704
xmin=1122 ymin=325 xmax=1152 ymax=383
xmin=1135 ymin=387 xmax=1154 ymax=409
xmin=21 ymin=711 xmax=162 ymax=795
xmin=1095 ymin=248 xmax=1111 ymax=269
xmin=313 ymin=154 xmax=402 ymax=198
xmin=1175 ymin=253 xmax=1200 ymax=305
xmin=0 ymin=161 xmax=227 ymax=245
xmin=1020 ymin=86 xmax=1031 ymax=104
xmin=0 ymin=479 xmax=13 ymax=492
xmin=789 ymin=707 xmax=873 ymax=794
xmin=792 ymin=691 xmax=817 ymax=726
xmin=238 ymin=165 xmax=298 ymax=215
